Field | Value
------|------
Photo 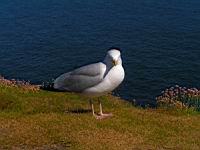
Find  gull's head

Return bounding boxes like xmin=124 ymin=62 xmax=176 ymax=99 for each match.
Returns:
xmin=104 ymin=47 xmax=122 ymax=66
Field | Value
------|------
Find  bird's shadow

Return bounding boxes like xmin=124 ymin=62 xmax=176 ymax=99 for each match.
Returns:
xmin=68 ymin=108 xmax=91 ymax=114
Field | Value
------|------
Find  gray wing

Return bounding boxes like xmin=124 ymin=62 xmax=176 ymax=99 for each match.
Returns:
xmin=54 ymin=62 xmax=106 ymax=92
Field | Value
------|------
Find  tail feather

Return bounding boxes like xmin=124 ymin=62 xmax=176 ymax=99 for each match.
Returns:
xmin=40 ymin=82 xmax=57 ymax=91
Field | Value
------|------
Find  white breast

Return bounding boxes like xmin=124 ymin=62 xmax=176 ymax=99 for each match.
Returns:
xmin=83 ymin=65 xmax=125 ymax=96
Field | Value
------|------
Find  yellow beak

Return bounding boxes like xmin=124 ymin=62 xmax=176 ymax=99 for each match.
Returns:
xmin=112 ymin=59 xmax=118 ymax=66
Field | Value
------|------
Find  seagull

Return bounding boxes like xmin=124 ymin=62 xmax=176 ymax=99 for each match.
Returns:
xmin=54 ymin=48 xmax=125 ymax=119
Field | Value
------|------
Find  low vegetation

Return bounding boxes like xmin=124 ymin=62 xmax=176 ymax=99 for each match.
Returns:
xmin=157 ymin=85 xmax=200 ymax=111
xmin=0 ymin=78 xmax=200 ymax=150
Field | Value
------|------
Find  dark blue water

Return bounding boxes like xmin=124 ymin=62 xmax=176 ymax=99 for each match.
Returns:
xmin=0 ymin=0 xmax=200 ymax=103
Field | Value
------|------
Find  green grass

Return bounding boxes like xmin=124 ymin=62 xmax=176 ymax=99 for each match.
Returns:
xmin=0 ymin=83 xmax=200 ymax=150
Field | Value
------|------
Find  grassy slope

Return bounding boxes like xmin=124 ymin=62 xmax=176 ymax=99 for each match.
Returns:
xmin=0 ymin=83 xmax=200 ymax=150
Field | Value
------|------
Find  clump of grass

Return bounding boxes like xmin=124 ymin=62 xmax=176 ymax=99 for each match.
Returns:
xmin=157 ymin=85 xmax=200 ymax=111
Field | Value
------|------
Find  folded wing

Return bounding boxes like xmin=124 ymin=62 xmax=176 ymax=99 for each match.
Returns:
xmin=54 ymin=62 xmax=106 ymax=92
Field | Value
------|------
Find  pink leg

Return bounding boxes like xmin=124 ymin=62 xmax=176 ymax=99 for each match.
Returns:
xmin=98 ymin=99 xmax=113 ymax=118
